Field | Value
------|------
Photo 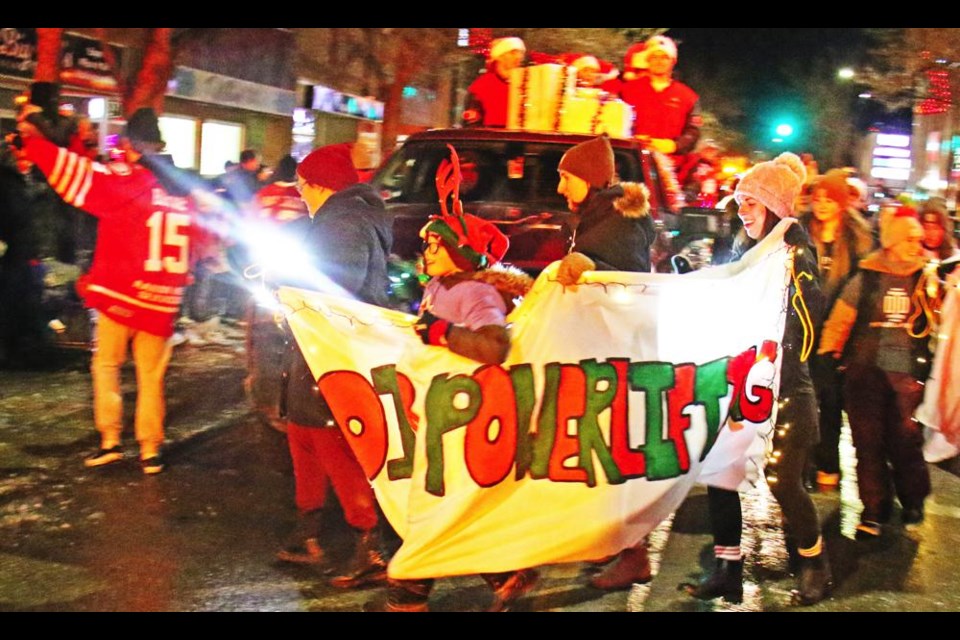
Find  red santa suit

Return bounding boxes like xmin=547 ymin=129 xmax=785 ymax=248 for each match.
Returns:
xmin=619 ymin=78 xmax=701 ymax=155
xmin=463 ymin=70 xmax=511 ymax=128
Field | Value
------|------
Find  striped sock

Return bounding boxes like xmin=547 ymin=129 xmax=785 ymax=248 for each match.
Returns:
xmin=714 ymin=545 xmax=742 ymax=561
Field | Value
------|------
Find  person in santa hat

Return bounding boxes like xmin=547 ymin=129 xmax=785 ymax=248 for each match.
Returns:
xmin=617 ymin=35 xmax=701 ymax=158
xmin=369 ymin=145 xmax=537 ymax=612
xmin=559 ymin=53 xmax=620 ymax=91
xmin=598 ymin=41 xmax=649 ymax=96
xmin=463 ymin=36 xmax=526 ymax=128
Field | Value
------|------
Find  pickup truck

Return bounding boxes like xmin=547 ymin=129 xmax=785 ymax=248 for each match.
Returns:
xmin=247 ymin=128 xmax=734 ymax=429
xmin=370 ymin=127 xmax=732 ymax=275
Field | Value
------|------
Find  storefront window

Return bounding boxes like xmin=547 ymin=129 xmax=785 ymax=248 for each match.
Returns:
xmin=159 ymin=115 xmax=198 ymax=170
xmin=200 ymin=121 xmax=243 ymax=177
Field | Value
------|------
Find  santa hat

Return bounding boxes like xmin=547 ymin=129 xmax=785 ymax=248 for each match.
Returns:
xmin=623 ymin=42 xmax=649 ymax=80
xmin=296 ymin=143 xmax=358 ymax=192
xmin=880 ymin=206 xmax=923 ymax=249
xmin=489 ymin=37 xmax=525 ymax=62
xmin=558 ymin=135 xmax=615 ymax=189
xmin=420 ymin=214 xmax=509 ymax=271
xmin=847 ymin=177 xmax=868 ymax=205
xmin=570 ymin=54 xmax=600 ymax=72
xmin=814 ymin=168 xmax=851 ymax=206
xmin=735 ymin=152 xmax=806 ymax=219
xmin=644 ymin=35 xmax=678 ymax=61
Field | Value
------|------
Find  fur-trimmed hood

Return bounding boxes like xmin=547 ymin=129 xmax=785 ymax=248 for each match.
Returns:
xmin=610 ymin=182 xmax=650 ymax=219
xmin=438 ymin=263 xmax=535 ymax=313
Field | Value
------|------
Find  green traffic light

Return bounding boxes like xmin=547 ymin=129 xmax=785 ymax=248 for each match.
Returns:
xmin=775 ymin=123 xmax=794 ymax=137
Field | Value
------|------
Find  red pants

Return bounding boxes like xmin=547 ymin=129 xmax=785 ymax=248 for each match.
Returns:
xmin=286 ymin=422 xmax=378 ymax=531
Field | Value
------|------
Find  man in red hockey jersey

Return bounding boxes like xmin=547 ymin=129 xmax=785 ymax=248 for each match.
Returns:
xmin=19 ymin=95 xmax=200 ymax=475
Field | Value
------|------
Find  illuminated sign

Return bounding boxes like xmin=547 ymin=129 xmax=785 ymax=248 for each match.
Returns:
xmin=873 ymin=147 xmax=911 ymax=159
xmin=309 ymin=83 xmax=383 ymax=121
xmin=876 ymin=133 xmax=910 ymax=148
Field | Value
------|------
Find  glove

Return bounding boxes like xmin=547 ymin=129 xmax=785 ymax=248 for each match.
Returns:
xmin=783 ymin=221 xmax=809 ymax=247
xmin=414 ymin=310 xmax=451 ymax=346
xmin=17 ymin=83 xmax=77 ymax=148
xmin=648 ymin=138 xmax=677 ymax=154
xmin=671 ymin=255 xmax=693 ymax=274
xmin=556 ymin=252 xmax=596 ymax=287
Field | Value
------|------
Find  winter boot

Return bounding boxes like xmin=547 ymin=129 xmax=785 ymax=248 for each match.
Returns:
xmin=484 ymin=569 xmax=540 ymax=612
xmin=276 ymin=509 xmax=325 ymax=565
xmin=687 ymin=559 xmax=743 ymax=603
xmin=364 ymin=578 xmax=433 ymax=612
xmin=795 ymin=552 xmax=832 ymax=606
xmin=589 ymin=542 xmax=652 ymax=591
xmin=330 ymin=527 xmax=388 ymax=589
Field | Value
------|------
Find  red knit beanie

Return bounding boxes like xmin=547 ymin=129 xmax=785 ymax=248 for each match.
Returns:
xmin=296 ymin=143 xmax=359 ymax=192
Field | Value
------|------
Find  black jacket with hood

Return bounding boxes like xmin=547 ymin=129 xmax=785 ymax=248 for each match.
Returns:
xmin=569 ymin=182 xmax=656 ymax=273
xmin=281 ymin=182 xmax=393 ymax=426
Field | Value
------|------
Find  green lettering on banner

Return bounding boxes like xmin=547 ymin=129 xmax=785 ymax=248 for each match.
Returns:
xmin=371 ymin=365 xmax=417 ymax=480
xmin=629 ymin=362 xmax=680 ymax=480
xmin=510 ymin=364 xmax=537 ymax=480
xmin=694 ymin=357 xmax=731 ymax=461
xmin=424 ymin=374 xmax=481 ymax=496
xmin=529 ymin=363 xmax=562 ymax=479
xmin=579 ymin=360 xmax=623 ymax=486
xmin=609 ymin=358 xmax=645 ymax=479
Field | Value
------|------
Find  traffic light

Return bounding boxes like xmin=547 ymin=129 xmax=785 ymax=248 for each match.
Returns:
xmin=771 ymin=118 xmax=797 ymax=144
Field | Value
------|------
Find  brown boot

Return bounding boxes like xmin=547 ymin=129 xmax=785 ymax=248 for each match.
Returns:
xmin=276 ymin=509 xmax=326 ymax=565
xmin=589 ymin=542 xmax=652 ymax=591
xmin=330 ymin=527 xmax=388 ymax=589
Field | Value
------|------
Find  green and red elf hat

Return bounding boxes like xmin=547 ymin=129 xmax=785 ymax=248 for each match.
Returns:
xmin=419 ymin=145 xmax=509 ymax=272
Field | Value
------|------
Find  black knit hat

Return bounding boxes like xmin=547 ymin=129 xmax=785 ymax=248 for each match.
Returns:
xmin=125 ymin=108 xmax=163 ymax=144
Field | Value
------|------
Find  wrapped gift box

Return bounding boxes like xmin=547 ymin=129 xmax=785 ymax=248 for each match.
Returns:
xmin=507 ymin=64 xmax=577 ymax=132
xmin=559 ymin=95 xmax=635 ymax=139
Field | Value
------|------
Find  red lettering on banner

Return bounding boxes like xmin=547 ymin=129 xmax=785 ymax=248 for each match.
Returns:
xmin=666 ymin=364 xmax=695 ymax=472
xmin=464 ymin=365 xmax=517 ymax=487
xmin=609 ymin=359 xmax=645 ymax=478
xmin=318 ymin=371 xmax=388 ymax=480
xmin=548 ymin=365 xmax=588 ymax=483
xmin=739 ymin=340 xmax=778 ymax=423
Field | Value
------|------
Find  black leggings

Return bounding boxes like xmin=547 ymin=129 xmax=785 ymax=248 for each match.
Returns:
xmin=708 ymin=388 xmax=822 ymax=551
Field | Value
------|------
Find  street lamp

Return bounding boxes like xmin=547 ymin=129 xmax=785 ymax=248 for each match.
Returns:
xmin=775 ymin=123 xmax=794 ymax=138
xmin=838 ymin=67 xmax=855 ymax=80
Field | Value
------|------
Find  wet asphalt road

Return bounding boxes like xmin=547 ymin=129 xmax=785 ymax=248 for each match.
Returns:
xmin=2 ymin=343 xmax=960 ymax=613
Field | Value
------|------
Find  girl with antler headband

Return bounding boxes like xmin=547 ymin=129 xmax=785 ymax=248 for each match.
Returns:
xmin=371 ymin=146 xmax=538 ymax=612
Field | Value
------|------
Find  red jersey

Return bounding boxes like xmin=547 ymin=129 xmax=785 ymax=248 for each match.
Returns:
xmin=24 ymin=136 xmax=198 ymax=337
xmin=252 ymin=181 xmax=308 ymax=225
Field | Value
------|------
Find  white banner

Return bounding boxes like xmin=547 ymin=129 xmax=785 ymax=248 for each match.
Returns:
xmin=278 ymin=220 xmax=795 ymax=579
